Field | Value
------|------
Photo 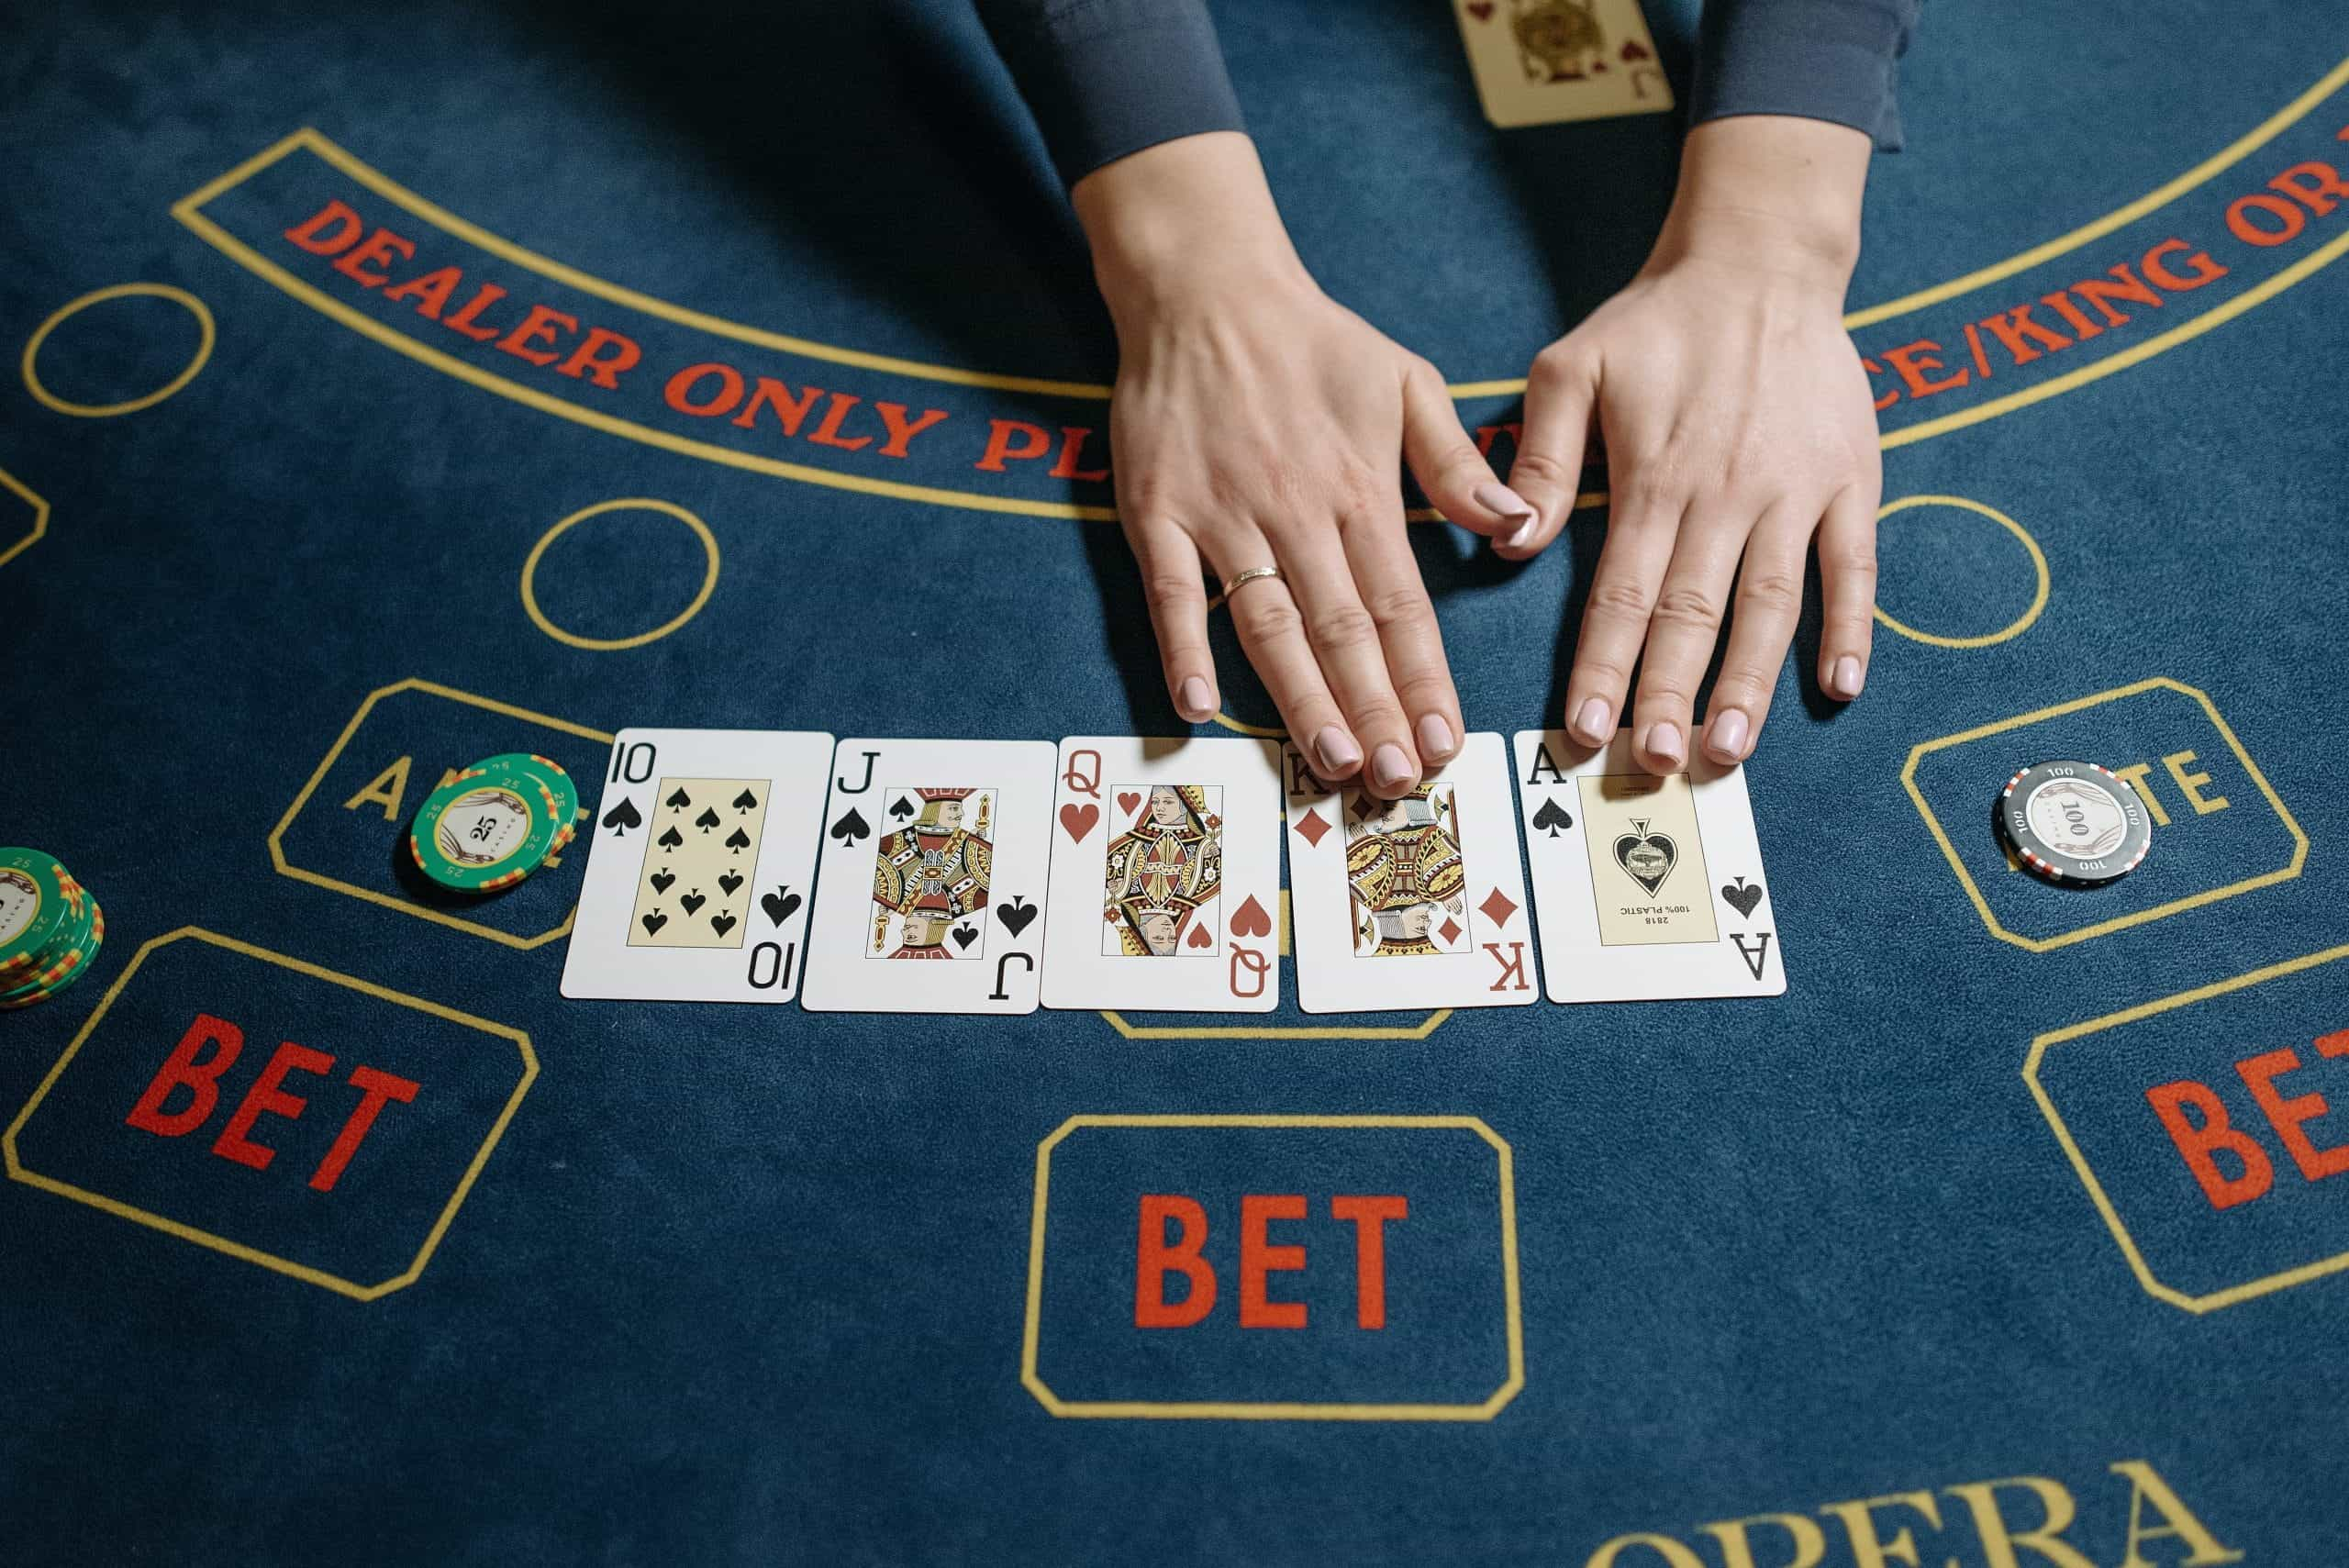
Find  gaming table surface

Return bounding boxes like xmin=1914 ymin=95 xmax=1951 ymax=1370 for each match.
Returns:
xmin=3 ymin=2 xmax=2346 ymax=1562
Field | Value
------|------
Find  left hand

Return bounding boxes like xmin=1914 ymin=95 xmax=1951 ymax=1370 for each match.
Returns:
xmin=1490 ymin=117 xmax=1884 ymax=774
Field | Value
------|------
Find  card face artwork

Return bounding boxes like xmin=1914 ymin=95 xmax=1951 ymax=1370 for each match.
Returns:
xmin=1453 ymin=0 xmax=1674 ymax=128
xmin=1284 ymin=732 xmax=1538 ymax=1013
xmin=801 ymin=738 xmax=1056 ymax=1015
xmin=1513 ymin=729 xmax=1786 ymax=1002
xmin=1042 ymin=736 xmax=1283 ymax=1012
xmin=561 ymin=729 xmax=833 ymax=1004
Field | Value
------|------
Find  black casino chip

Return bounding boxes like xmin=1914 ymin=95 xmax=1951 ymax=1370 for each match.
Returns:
xmin=1997 ymin=761 xmax=2153 ymax=885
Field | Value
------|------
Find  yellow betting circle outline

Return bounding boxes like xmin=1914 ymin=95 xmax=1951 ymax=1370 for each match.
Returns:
xmin=1872 ymin=495 xmax=2049 ymax=650
xmin=520 ymin=497 xmax=719 ymax=651
xmin=21 ymin=283 xmax=216 ymax=417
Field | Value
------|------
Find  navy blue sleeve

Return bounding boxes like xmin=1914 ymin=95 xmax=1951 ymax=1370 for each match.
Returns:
xmin=1691 ymin=0 xmax=1921 ymax=151
xmin=972 ymin=0 xmax=1247 ymax=187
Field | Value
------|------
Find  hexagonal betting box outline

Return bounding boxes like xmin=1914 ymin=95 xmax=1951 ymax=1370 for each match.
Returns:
xmin=2024 ymin=940 xmax=2349 ymax=1314
xmin=1020 ymin=1113 xmax=1523 ymax=1419
xmin=3 ymin=927 xmax=538 ymax=1301
xmin=269 ymin=677 xmax=612 ymax=950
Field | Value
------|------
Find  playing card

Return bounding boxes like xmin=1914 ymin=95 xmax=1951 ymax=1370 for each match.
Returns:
xmin=1453 ymin=0 xmax=1674 ymax=128
xmin=561 ymin=728 xmax=833 ymax=1004
xmin=1513 ymin=729 xmax=1787 ymax=1002
xmin=1284 ymin=732 xmax=1538 ymax=1014
xmin=800 ymin=738 xmax=1057 ymax=1015
xmin=1042 ymin=736 xmax=1283 ymax=1013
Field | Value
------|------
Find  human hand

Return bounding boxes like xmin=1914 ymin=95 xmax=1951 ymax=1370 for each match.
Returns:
xmin=1074 ymin=134 xmax=1538 ymax=795
xmin=1495 ymin=117 xmax=1883 ymax=773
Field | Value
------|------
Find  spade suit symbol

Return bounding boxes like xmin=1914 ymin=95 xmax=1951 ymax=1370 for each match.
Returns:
xmin=680 ymin=891 xmax=707 ymax=916
xmin=889 ymin=795 xmax=916 ymax=821
xmin=695 ymin=806 xmax=722 ymax=833
xmin=602 ymin=798 xmax=643 ymax=836
xmin=952 ymin=922 xmax=979 ymax=951
xmin=762 ymin=886 xmax=803 ymax=927
xmin=658 ymin=826 xmax=685 ymax=850
xmin=718 ymin=873 xmax=744 ymax=896
xmin=731 ymin=789 xmax=760 ymax=812
xmin=640 ymin=911 xmax=668 ymax=936
xmin=1721 ymin=876 xmax=1765 ymax=918
xmin=996 ymin=896 xmax=1038 ymax=938
xmin=665 ymin=787 xmax=692 ymax=810
xmin=829 ymin=808 xmax=871 ymax=845
xmin=724 ymin=827 xmax=751 ymax=852
xmin=1531 ymin=797 xmax=1574 ymax=838
xmin=1612 ymin=818 xmax=1677 ymax=895
xmin=649 ymin=871 xmax=675 ymax=895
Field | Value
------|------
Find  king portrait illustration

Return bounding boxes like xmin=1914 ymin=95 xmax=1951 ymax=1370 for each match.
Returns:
xmin=1345 ymin=784 xmax=1467 ymax=957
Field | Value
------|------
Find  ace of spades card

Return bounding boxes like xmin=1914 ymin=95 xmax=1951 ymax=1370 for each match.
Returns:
xmin=1042 ymin=736 xmax=1283 ymax=1012
xmin=1513 ymin=729 xmax=1786 ymax=1002
xmin=800 ymin=738 xmax=1056 ymax=1015
xmin=1284 ymin=731 xmax=1538 ymax=1013
xmin=1453 ymin=0 xmax=1674 ymax=128
xmin=560 ymin=728 xmax=834 ymax=1004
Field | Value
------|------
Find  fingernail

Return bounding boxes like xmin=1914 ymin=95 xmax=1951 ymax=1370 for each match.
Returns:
xmin=1646 ymin=721 xmax=1686 ymax=768
xmin=1415 ymin=711 xmax=1456 ymax=762
xmin=1709 ymin=708 xmax=1750 ymax=761
xmin=1474 ymin=481 xmax=1536 ymax=527
xmin=1831 ymin=655 xmax=1864 ymax=699
xmin=1370 ymin=743 xmax=1413 ymax=792
xmin=1314 ymin=725 xmax=1363 ymax=776
xmin=1571 ymin=697 xmax=1610 ymax=744
xmin=1503 ymin=514 xmax=1542 ymax=550
xmin=1177 ymin=676 xmax=1213 ymax=719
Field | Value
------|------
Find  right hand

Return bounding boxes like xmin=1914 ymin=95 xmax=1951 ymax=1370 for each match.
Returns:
xmin=1076 ymin=134 xmax=1538 ymax=796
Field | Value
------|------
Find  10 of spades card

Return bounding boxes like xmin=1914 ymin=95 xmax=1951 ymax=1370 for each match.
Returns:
xmin=1452 ymin=0 xmax=1674 ymax=128
xmin=1283 ymin=731 xmax=1538 ymax=1013
xmin=1512 ymin=729 xmax=1786 ymax=1003
xmin=800 ymin=738 xmax=1057 ymax=1016
xmin=561 ymin=728 xmax=834 ymax=1004
xmin=1042 ymin=736 xmax=1284 ymax=1013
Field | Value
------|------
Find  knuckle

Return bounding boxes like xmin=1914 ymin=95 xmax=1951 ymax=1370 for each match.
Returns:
xmin=1575 ymin=650 xmax=1631 ymax=689
xmin=1393 ymin=670 xmax=1454 ymax=712
xmin=1508 ymin=448 xmax=1577 ymax=490
xmin=1735 ymin=566 xmax=1803 ymax=617
xmin=1637 ymin=670 xmax=1697 ymax=706
xmin=1304 ymin=601 xmax=1380 ymax=651
xmin=1142 ymin=569 xmax=1205 ymax=612
xmin=1651 ymin=585 xmax=1723 ymax=631
xmin=1364 ymin=582 xmax=1435 ymax=631
xmin=1586 ymin=577 xmax=1657 ymax=622
xmin=1240 ymin=595 xmax=1306 ymax=644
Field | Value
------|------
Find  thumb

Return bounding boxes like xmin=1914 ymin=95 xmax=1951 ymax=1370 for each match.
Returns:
xmin=1499 ymin=343 xmax=1596 ymax=561
xmin=1399 ymin=356 xmax=1538 ymax=544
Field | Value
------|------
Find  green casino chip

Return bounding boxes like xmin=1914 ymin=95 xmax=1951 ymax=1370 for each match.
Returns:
xmin=0 ymin=849 xmax=81 ymax=981
xmin=473 ymin=753 xmax=580 ymax=849
xmin=408 ymin=762 xmax=567 ymax=893
xmin=0 ymin=894 xmax=102 ymax=1009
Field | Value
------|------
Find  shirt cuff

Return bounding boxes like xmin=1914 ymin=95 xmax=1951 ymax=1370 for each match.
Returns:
xmin=988 ymin=0 xmax=1249 ymax=185
xmin=1690 ymin=0 xmax=1916 ymax=152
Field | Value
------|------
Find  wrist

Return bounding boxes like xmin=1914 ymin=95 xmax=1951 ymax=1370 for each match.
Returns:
xmin=1073 ymin=132 xmax=1314 ymax=327
xmin=1649 ymin=117 xmax=1870 ymax=294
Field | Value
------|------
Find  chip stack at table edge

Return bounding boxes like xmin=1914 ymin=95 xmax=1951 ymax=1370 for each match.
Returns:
xmin=0 ymin=847 xmax=106 ymax=1010
xmin=409 ymin=752 xmax=586 ymax=894
xmin=1997 ymin=760 xmax=2153 ymax=885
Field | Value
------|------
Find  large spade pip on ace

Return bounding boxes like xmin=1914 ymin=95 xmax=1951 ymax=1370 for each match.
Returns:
xmin=1613 ymin=819 xmax=1677 ymax=895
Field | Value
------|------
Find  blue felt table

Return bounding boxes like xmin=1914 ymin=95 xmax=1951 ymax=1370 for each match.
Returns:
xmin=3 ymin=1 xmax=2346 ymax=1562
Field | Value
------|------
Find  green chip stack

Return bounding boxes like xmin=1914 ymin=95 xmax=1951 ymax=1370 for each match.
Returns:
xmin=409 ymin=753 xmax=586 ymax=895
xmin=0 ymin=847 xmax=106 ymax=1011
